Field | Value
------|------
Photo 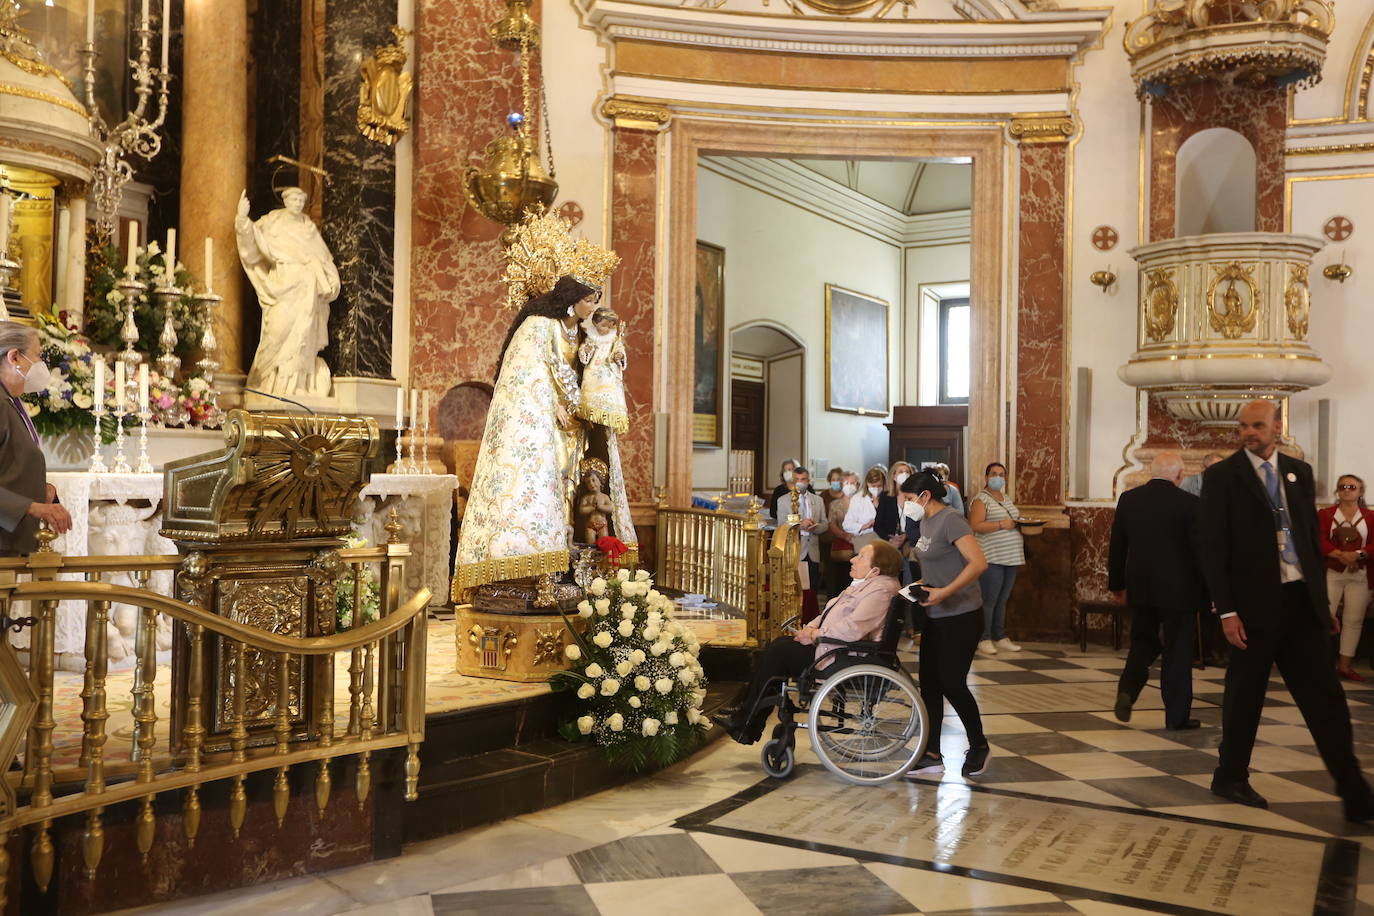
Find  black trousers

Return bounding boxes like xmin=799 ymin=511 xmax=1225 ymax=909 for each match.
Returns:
xmin=740 ymin=636 xmax=817 ymax=736
xmin=920 ymin=608 xmax=986 ymax=754
xmin=1217 ymin=582 xmax=1370 ymax=800
xmin=1118 ymin=605 xmax=1195 ymax=728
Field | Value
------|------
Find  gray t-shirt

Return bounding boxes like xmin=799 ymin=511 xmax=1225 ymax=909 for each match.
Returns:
xmin=914 ymin=507 xmax=983 ymax=618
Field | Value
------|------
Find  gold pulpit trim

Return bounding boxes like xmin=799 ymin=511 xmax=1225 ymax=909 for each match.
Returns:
xmin=600 ymin=98 xmax=671 ymax=131
xmin=1008 ymin=116 xmax=1074 ymax=144
xmin=1207 ymin=261 xmax=1259 ymax=340
xmin=1143 ymin=268 xmax=1179 ymax=342
xmin=1285 ymin=263 xmax=1311 ymax=339
xmin=358 ymin=26 xmax=413 ymax=146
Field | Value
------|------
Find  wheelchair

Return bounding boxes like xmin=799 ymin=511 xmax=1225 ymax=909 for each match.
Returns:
xmin=752 ymin=596 xmax=928 ymax=785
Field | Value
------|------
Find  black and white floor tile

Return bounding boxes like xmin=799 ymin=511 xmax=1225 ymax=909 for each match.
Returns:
xmin=117 ymin=644 xmax=1374 ymax=916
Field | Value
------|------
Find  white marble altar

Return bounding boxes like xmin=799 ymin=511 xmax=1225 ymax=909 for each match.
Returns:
xmin=24 ymin=470 xmax=456 ymax=670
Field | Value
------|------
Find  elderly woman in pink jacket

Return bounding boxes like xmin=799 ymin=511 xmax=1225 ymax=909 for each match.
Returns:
xmin=713 ymin=540 xmax=904 ymax=744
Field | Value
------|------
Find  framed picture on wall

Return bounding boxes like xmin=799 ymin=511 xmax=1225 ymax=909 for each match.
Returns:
xmin=825 ymin=284 xmax=890 ymax=416
xmin=694 ymin=240 xmax=726 ymax=447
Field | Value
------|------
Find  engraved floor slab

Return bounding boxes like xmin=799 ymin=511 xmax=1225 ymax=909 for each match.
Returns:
xmin=969 ymin=683 xmax=1165 ymax=716
xmin=677 ymin=766 xmax=1357 ymax=916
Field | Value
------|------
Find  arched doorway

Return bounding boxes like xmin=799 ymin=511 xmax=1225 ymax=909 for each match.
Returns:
xmin=728 ymin=322 xmax=805 ymax=499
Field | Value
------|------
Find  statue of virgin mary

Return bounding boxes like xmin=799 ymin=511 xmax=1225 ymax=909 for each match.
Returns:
xmin=453 ymin=213 xmax=636 ymax=596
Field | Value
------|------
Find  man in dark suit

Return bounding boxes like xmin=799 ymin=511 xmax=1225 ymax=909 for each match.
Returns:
xmin=1109 ymin=451 xmax=1207 ymax=730
xmin=1200 ymin=399 xmax=1374 ymax=818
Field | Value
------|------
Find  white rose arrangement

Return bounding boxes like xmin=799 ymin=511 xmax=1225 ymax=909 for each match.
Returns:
xmin=554 ymin=569 xmax=709 ymax=769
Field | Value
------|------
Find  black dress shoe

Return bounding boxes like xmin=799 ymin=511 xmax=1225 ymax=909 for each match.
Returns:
xmin=1211 ymin=777 xmax=1268 ymax=809
xmin=1344 ymin=795 xmax=1374 ymax=824
xmin=710 ymin=712 xmax=758 ymax=746
xmin=1167 ymin=719 xmax=1202 ymax=731
xmin=1114 ymin=691 xmax=1133 ymax=723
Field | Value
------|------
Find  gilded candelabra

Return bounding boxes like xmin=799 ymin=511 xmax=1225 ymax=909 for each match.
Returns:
xmin=135 ymin=407 xmax=154 ymax=474
xmin=153 ymin=283 xmax=182 ymax=422
xmin=80 ymin=2 xmax=174 ymax=242
xmin=88 ymin=399 xmax=108 ymax=474
xmin=116 ymin=271 xmax=145 ymax=409
xmin=110 ymin=402 xmax=131 ymax=475
xmin=193 ymin=290 xmax=223 ymax=427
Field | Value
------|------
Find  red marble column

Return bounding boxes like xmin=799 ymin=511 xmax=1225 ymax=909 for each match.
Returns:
xmin=1014 ymin=142 xmax=1068 ymax=507
xmin=411 ymin=0 xmax=537 ymax=401
xmin=1147 ymin=82 xmax=1287 ymax=242
xmin=608 ymin=127 xmax=659 ymax=503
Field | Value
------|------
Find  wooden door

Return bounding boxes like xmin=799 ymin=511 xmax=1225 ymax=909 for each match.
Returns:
xmin=731 ymin=380 xmax=766 ymax=497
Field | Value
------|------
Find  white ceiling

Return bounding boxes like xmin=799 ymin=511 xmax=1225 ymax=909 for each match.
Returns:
xmin=790 ymin=158 xmax=971 ymax=216
xmin=732 ymin=325 xmax=803 ymax=359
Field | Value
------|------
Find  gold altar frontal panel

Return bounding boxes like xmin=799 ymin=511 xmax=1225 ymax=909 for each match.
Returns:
xmin=454 ymin=606 xmax=586 ymax=684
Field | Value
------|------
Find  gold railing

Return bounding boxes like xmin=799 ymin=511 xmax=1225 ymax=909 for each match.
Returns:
xmin=728 ymin=449 xmax=755 ymax=495
xmin=0 ymin=533 xmax=431 ymax=906
xmin=655 ymin=501 xmax=800 ymax=645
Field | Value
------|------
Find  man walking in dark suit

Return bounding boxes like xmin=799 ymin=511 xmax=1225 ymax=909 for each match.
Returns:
xmin=1110 ymin=451 xmax=1207 ymax=730
xmin=1200 ymin=399 xmax=1374 ymax=818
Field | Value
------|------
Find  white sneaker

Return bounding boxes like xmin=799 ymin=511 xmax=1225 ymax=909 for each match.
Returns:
xmin=995 ymin=637 xmax=1022 ymax=652
xmin=977 ymin=639 xmax=998 ymax=656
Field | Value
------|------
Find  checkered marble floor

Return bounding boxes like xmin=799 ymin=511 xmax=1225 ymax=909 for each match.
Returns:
xmin=117 ymin=643 xmax=1374 ymax=916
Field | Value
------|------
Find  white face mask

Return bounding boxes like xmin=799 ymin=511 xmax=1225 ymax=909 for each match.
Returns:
xmin=782 ymin=469 xmax=794 ymax=483
xmin=795 ymin=481 xmax=809 ymax=492
xmin=842 ymin=483 xmax=857 ymax=498
xmin=894 ymin=472 xmax=909 ymax=487
xmin=16 ymin=354 xmax=50 ymax=394
xmin=902 ymin=499 xmax=926 ymax=523
xmin=868 ymin=486 xmax=882 ymax=498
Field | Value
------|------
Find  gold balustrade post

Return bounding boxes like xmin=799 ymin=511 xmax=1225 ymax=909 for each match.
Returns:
xmin=181 ymin=622 xmax=205 ymax=845
xmin=273 ymin=651 xmax=291 ymax=827
xmin=228 ymin=640 xmax=248 ymax=838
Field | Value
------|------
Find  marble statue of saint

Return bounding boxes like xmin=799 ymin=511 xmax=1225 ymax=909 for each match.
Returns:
xmin=236 ymin=187 xmax=340 ymax=397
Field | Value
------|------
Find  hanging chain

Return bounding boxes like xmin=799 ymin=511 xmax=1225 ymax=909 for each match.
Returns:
xmin=518 ymin=33 xmax=534 ymax=143
xmin=540 ymin=64 xmax=556 ymax=180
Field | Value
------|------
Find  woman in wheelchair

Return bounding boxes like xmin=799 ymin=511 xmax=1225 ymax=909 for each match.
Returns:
xmin=899 ymin=469 xmax=992 ymax=779
xmin=713 ymin=541 xmax=904 ymax=745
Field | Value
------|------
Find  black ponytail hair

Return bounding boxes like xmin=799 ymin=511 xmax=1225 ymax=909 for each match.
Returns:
xmin=493 ymin=275 xmax=597 ymax=383
xmin=900 ymin=469 xmax=947 ymax=500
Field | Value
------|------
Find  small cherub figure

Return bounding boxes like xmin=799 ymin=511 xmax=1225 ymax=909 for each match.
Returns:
xmin=575 ymin=458 xmax=614 ymax=544
xmin=576 ymin=306 xmax=628 ymax=434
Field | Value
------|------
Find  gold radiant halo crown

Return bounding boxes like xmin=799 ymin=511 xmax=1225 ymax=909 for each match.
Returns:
xmin=579 ymin=457 xmax=609 ymax=480
xmin=502 ymin=210 xmax=620 ymax=309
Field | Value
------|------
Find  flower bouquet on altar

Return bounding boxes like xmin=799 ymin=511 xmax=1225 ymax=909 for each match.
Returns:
xmin=22 ymin=312 xmax=107 ymax=440
xmin=83 ymin=237 xmax=205 ymax=364
xmin=553 ymin=568 xmax=711 ymax=770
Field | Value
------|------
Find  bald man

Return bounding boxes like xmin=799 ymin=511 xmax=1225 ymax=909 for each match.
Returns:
xmin=1109 ymin=451 xmax=1207 ymax=730
xmin=1199 ymin=400 xmax=1374 ymax=819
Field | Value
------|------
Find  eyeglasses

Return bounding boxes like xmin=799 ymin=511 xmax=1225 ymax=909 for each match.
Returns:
xmin=1339 ymin=484 xmax=1361 ymax=491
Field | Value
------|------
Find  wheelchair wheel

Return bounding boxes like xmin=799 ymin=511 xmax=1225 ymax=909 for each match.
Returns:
xmin=807 ymin=664 xmax=926 ymax=785
xmin=761 ymin=738 xmax=795 ymax=779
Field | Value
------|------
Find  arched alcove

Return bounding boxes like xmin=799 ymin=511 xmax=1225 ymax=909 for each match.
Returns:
xmin=1176 ymin=128 xmax=1257 ymax=236
xmin=728 ymin=322 xmax=805 ymax=498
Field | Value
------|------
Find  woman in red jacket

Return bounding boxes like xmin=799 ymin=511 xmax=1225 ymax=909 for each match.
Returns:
xmin=1320 ymin=474 xmax=1374 ymax=680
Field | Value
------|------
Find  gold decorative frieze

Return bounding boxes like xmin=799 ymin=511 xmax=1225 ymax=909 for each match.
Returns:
xmin=600 ymin=97 xmax=671 ymax=131
xmin=456 ymin=606 xmax=584 ymax=682
xmin=1124 ymin=0 xmax=1332 ymax=99
xmin=1009 ymin=115 xmax=1074 ymax=143
xmin=1120 ymin=232 xmax=1330 ymax=425
xmin=1206 ymin=261 xmax=1259 ymax=340
xmin=1143 ymin=268 xmax=1179 ymax=341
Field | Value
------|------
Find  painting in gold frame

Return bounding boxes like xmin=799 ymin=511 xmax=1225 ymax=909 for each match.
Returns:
xmin=693 ymin=241 xmax=725 ymax=447
xmin=825 ymin=284 xmax=890 ymax=416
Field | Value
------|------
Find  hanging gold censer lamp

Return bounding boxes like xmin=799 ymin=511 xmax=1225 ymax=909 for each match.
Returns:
xmin=464 ymin=0 xmax=557 ymax=244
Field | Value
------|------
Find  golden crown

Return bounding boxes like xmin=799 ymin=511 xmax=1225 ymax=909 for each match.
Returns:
xmin=502 ymin=210 xmax=620 ymax=309
xmin=579 ymin=457 xmax=610 ymax=480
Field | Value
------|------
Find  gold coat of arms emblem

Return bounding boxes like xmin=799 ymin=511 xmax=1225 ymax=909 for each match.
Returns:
xmin=358 ymin=26 xmax=413 ymax=146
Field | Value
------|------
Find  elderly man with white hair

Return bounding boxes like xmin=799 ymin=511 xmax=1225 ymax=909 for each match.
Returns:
xmin=1108 ymin=449 xmax=1209 ymax=730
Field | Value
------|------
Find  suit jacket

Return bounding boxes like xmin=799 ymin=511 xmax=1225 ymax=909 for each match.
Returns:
xmin=795 ymin=490 xmax=827 ymax=562
xmin=1199 ymin=449 xmax=1327 ymax=627
xmin=0 ymin=396 xmax=45 ymax=556
xmin=1107 ymin=478 xmax=1207 ymax=611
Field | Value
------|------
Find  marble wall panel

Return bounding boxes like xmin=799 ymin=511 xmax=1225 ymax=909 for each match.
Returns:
xmin=1148 ymin=82 xmax=1287 ymax=242
xmin=1006 ymin=526 xmax=1074 ymax=641
xmin=609 ymin=127 xmax=659 ymax=503
xmin=321 ymin=0 xmax=396 ymax=378
xmin=411 ymin=0 xmax=533 ymax=416
xmin=1144 ymin=393 xmax=1236 ymax=451
xmin=1068 ymin=505 xmax=1123 ymax=646
xmin=1014 ymin=143 xmax=1067 ymax=508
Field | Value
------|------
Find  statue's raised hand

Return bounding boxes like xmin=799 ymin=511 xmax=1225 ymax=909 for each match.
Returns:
xmin=236 ymin=190 xmax=251 ymax=220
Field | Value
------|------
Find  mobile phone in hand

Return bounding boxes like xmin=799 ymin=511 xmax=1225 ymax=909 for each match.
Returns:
xmin=899 ymin=583 xmax=929 ymax=604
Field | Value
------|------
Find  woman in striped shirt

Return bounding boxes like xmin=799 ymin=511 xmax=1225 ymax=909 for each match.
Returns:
xmin=968 ymin=462 xmax=1026 ymax=656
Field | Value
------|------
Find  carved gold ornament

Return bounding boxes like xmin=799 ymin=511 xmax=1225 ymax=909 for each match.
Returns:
xmin=469 ymin=624 xmax=517 ymax=671
xmin=1207 ymin=261 xmax=1259 ymax=340
xmin=1008 ymin=116 xmax=1075 ymax=144
xmin=358 ymin=26 xmax=413 ymax=146
xmin=1284 ymin=263 xmax=1310 ymax=339
xmin=532 ymin=629 xmax=565 ymax=666
xmin=1143 ymin=268 xmax=1179 ymax=341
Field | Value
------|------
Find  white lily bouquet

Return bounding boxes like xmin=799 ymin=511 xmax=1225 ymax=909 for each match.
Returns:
xmin=554 ymin=568 xmax=710 ymax=769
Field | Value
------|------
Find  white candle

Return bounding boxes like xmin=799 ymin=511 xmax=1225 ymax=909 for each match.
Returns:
xmin=203 ymin=236 xmax=213 ymax=292
xmin=86 ymin=0 xmax=95 ymax=45
xmin=114 ymin=361 xmax=126 ymax=411
xmin=125 ymin=220 xmax=138 ymax=275
xmin=165 ymin=227 xmax=176 ymax=275
xmin=93 ymin=358 xmax=105 ymax=410
xmin=140 ymin=0 xmax=149 ymax=28
xmin=138 ymin=363 xmax=149 ymax=412
xmin=409 ymin=388 xmax=418 ymax=431
xmin=0 ymin=194 xmax=11 ymax=256
xmin=394 ymin=387 xmax=404 ymax=429
xmin=422 ymin=389 xmax=430 ymax=425
xmin=160 ymin=0 xmax=170 ymax=70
